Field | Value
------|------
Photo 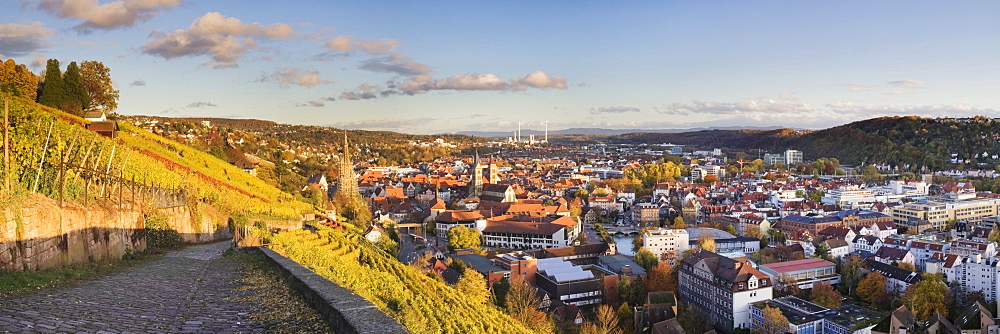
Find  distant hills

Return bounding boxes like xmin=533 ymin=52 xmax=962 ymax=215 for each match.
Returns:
xmin=455 ymin=126 xmax=786 ymax=137
xmin=129 ymin=114 xmax=1000 ymax=171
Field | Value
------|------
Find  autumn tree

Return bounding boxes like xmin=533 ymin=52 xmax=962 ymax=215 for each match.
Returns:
xmin=505 ymin=276 xmax=554 ymax=334
xmin=856 ymin=271 xmax=888 ymax=308
xmin=671 ymin=216 xmax=686 ymax=229
xmin=755 ymin=305 xmax=790 ymax=334
xmin=897 ymin=262 xmax=916 ymax=272
xmin=581 ymin=304 xmax=622 ymax=334
xmin=456 ymin=268 xmax=490 ymax=305
xmin=634 ymin=247 xmax=658 ymax=271
xmin=809 ymin=281 xmax=842 ymax=309
xmin=903 ymin=273 xmax=951 ymax=321
xmin=61 ymin=61 xmax=89 ymax=115
xmin=79 ymin=60 xmax=119 ymax=112
xmin=703 ymin=174 xmax=718 ymax=183
xmin=0 ymin=59 xmax=38 ymax=100
xmin=698 ymin=231 xmax=716 ymax=253
xmin=446 ymin=225 xmax=481 ymax=251
xmin=38 ymin=59 xmax=64 ymax=108
xmin=409 ymin=250 xmax=434 ymax=273
xmin=646 ymin=261 xmax=677 ymax=292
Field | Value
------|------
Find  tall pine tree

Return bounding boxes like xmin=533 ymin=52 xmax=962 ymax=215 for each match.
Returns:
xmin=38 ymin=59 xmax=64 ymax=108
xmin=62 ymin=61 xmax=89 ymax=115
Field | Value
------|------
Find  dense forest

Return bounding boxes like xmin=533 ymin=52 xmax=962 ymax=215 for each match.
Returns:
xmin=560 ymin=116 xmax=1000 ymax=170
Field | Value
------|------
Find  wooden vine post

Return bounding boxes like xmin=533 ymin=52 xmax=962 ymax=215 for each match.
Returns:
xmin=3 ymin=97 xmax=8 ymax=194
xmin=32 ymin=121 xmax=54 ymax=193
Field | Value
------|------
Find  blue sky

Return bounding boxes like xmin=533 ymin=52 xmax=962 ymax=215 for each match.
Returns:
xmin=2 ymin=1 xmax=998 ymax=134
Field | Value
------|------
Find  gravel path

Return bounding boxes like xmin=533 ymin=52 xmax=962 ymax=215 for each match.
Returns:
xmin=0 ymin=241 xmax=315 ymax=333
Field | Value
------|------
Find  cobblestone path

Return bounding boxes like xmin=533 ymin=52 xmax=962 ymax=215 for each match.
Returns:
xmin=0 ymin=242 xmax=297 ymax=333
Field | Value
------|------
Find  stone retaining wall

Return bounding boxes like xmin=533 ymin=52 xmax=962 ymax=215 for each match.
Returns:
xmin=0 ymin=194 xmax=232 ymax=271
xmin=256 ymin=247 xmax=409 ymax=334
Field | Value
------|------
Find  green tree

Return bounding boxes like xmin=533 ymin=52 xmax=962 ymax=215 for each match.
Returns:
xmin=809 ymin=280 xmax=842 ymax=309
xmin=61 ymin=61 xmax=89 ymax=115
xmin=725 ymin=224 xmax=737 ymax=236
xmin=616 ymin=303 xmax=634 ymax=334
xmin=633 ymin=227 xmax=651 ymax=253
xmin=38 ymin=59 xmax=64 ymax=108
xmin=490 ymin=277 xmax=511 ymax=308
xmin=446 ymin=225 xmax=481 ymax=251
xmin=861 ymin=165 xmax=883 ymax=183
xmin=456 ymin=268 xmax=490 ymax=305
xmin=79 ymin=60 xmax=119 ymax=112
xmin=677 ymin=303 xmax=711 ymax=334
xmin=814 ymin=242 xmax=831 ymax=260
xmin=634 ymin=247 xmax=658 ymax=271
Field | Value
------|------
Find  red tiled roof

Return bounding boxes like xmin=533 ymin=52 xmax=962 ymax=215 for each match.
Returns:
xmin=760 ymin=258 xmax=836 ymax=274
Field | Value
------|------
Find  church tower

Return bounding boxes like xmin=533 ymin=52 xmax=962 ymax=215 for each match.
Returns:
xmin=487 ymin=158 xmax=500 ymax=184
xmin=336 ymin=132 xmax=358 ymax=197
xmin=471 ymin=150 xmax=483 ymax=198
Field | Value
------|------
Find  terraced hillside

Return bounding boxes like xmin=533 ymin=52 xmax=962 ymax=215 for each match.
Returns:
xmin=269 ymin=227 xmax=533 ymax=334
xmin=0 ymin=93 xmax=310 ymax=218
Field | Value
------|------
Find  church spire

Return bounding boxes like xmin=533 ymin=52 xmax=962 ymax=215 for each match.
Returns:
xmin=336 ymin=131 xmax=358 ymax=198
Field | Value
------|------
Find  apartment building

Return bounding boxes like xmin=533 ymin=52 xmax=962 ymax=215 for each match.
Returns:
xmin=633 ymin=202 xmax=661 ymax=226
xmin=642 ymin=228 xmax=690 ymax=264
xmin=890 ymin=197 xmax=1000 ymax=231
xmin=679 ymin=250 xmax=774 ymax=333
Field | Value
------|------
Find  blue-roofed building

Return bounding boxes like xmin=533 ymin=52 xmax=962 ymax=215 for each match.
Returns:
xmin=535 ymin=257 xmax=603 ymax=308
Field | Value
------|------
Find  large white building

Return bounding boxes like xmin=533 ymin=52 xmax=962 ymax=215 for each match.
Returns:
xmin=679 ymin=250 xmax=774 ymax=333
xmin=784 ymin=149 xmax=803 ymax=165
xmin=642 ymin=228 xmax=690 ymax=264
xmin=481 ymin=215 xmax=580 ymax=249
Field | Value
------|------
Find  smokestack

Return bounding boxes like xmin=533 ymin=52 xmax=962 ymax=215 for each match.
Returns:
xmin=544 ymin=121 xmax=548 ymax=143
xmin=517 ymin=122 xmax=521 ymax=142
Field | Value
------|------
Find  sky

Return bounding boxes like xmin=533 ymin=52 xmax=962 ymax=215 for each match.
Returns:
xmin=1 ymin=1 xmax=998 ymax=134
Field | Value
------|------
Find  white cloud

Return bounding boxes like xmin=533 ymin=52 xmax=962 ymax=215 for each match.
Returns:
xmin=826 ymin=102 xmax=995 ymax=117
xmin=0 ymin=22 xmax=54 ymax=56
xmin=130 ymin=79 xmax=145 ymax=86
xmin=29 ymin=54 xmax=48 ymax=68
xmin=324 ymin=35 xmax=399 ymax=53
xmin=655 ymin=93 xmax=812 ymax=115
xmin=511 ymin=70 xmax=567 ymax=90
xmin=332 ymin=117 xmax=437 ymax=132
xmin=590 ymin=106 xmax=640 ymax=114
xmin=38 ymin=0 xmax=181 ymax=31
xmin=185 ymin=101 xmax=216 ymax=108
xmin=295 ymin=100 xmax=325 ymax=107
xmin=887 ymin=80 xmax=925 ymax=88
xmin=359 ymin=53 xmax=431 ymax=76
xmin=141 ymin=12 xmax=294 ymax=68
xmin=258 ymin=68 xmax=330 ymax=87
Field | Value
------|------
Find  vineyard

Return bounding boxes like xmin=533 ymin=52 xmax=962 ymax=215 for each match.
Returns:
xmin=0 ymin=93 xmax=310 ymax=218
xmin=269 ymin=226 xmax=533 ymax=334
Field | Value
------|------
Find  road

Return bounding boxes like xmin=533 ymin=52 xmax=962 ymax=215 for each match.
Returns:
xmin=0 ymin=242 xmax=326 ymax=333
